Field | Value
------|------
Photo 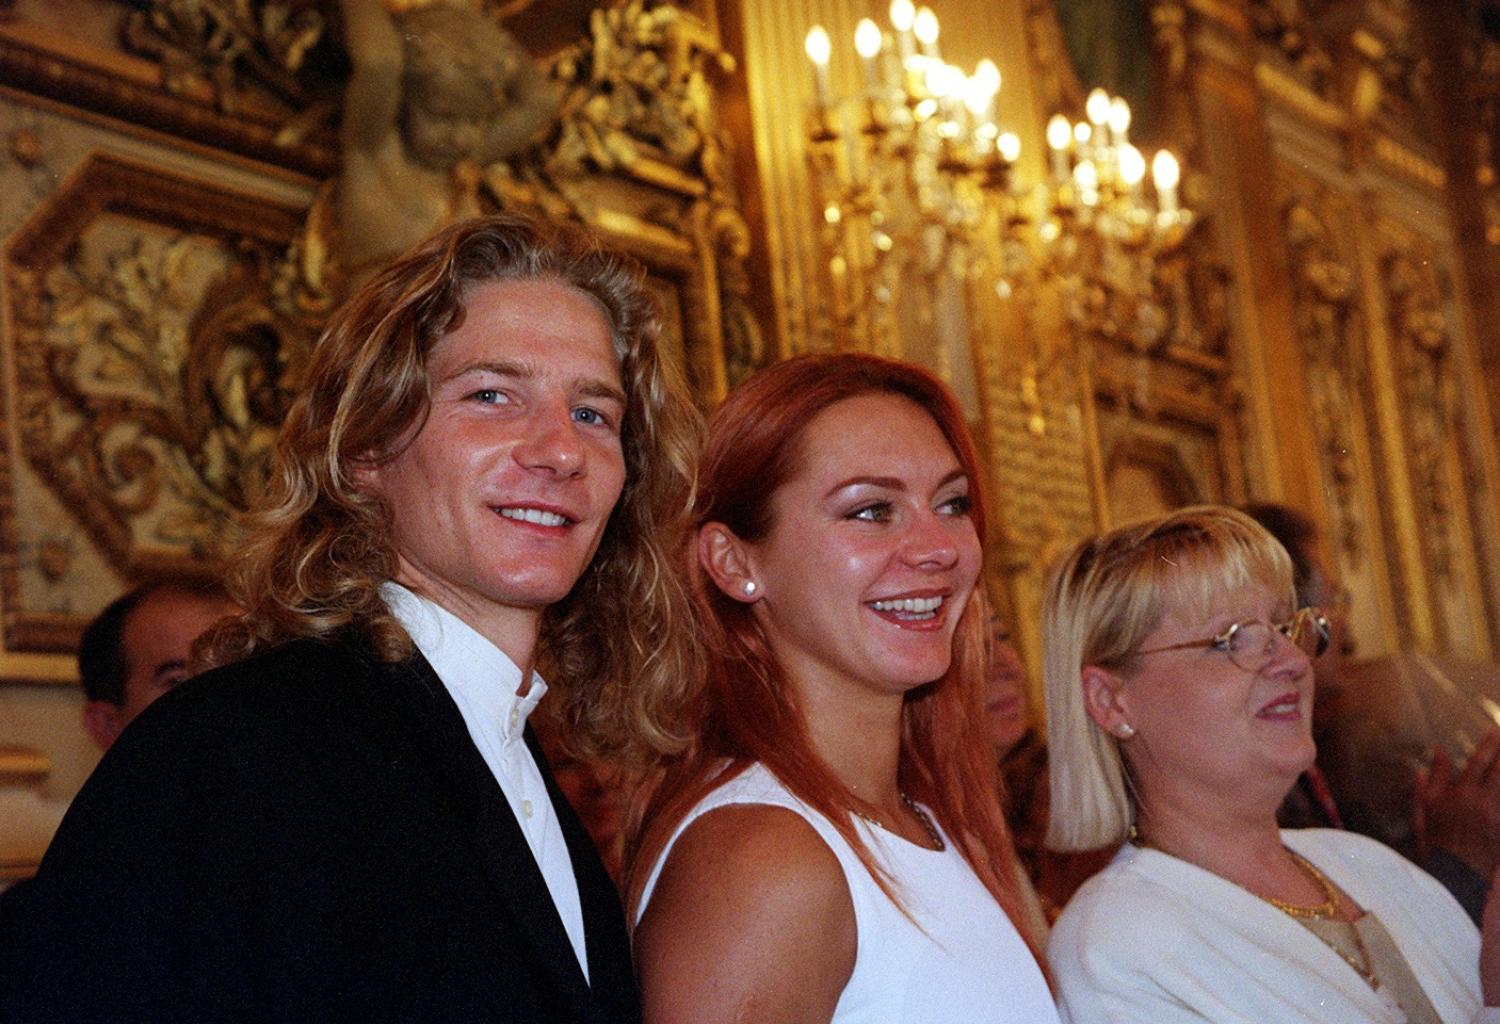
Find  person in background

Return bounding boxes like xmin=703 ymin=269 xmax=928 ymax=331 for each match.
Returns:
xmin=1045 ymin=505 xmax=1500 ymax=1024
xmin=77 ymin=576 xmax=237 ymax=751
xmin=1246 ymin=502 xmax=1500 ymax=923
xmin=629 ymin=353 xmax=1058 ymax=1024
xmin=985 ymin=612 xmax=1051 ymax=938
xmin=987 ymin=613 xmax=1116 ymax=928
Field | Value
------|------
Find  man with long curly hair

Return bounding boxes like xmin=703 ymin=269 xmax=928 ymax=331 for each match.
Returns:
xmin=2 ymin=215 xmax=701 ymax=1024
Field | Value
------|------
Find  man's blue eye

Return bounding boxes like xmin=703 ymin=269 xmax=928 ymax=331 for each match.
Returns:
xmin=573 ymin=407 xmax=608 ymax=426
xmin=470 ymin=389 xmax=506 ymax=404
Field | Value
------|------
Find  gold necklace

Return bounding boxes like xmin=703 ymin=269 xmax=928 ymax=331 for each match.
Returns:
xmin=1132 ymin=835 xmax=1381 ymax=990
xmin=1264 ymin=851 xmax=1380 ymax=990
xmin=1262 ymin=850 xmax=1338 ymax=918
xmin=853 ymin=793 xmax=947 ymax=851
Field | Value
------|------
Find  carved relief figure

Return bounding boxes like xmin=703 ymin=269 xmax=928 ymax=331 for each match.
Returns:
xmin=337 ymin=0 xmax=560 ymax=277
xmin=1384 ymin=252 xmax=1457 ymax=585
xmin=1282 ymin=198 xmax=1363 ymax=568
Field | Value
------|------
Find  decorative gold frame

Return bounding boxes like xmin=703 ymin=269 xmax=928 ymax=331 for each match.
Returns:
xmin=3 ymin=153 xmax=306 ymax=653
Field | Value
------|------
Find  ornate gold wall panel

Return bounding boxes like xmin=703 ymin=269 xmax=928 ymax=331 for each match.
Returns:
xmin=0 ymin=87 xmax=317 ymax=659
xmin=5 ymin=154 xmax=309 ymax=653
xmin=1090 ymin=340 xmax=1243 ymax=524
xmin=1276 ymin=173 xmax=1408 ymax=658
xmin=1264 ymin=51 xmax=1500 ymax=660
xmin=1375 ymin=224 xmax=1499 ymax=658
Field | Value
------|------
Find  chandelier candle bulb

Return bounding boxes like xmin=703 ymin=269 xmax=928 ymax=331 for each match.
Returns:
xmin=890 ymin=0 xmax=917 ymax=66
xmin=913 ymin=6 xmax=940 ymax=60
xmin=1047 ymin=114 xmax=1072 ymax=183
xmin=972 ymin=59 xmax=1000 ymax=125
xmin=1074 ymin=158 xmax=1100 ymax=206
xmin=997 ymin=131 xmax=1021 ymax=164
xmin=1085 ymin=88 xmax=1111 ymax=127
xmin=805 ymin=26 xmax=833 ymax=107
xmin=1152 ymin=149 xmax=1180 ymax=218
xmin=855 ymin=19 xmax=883 ymax=91
xmin=880 ymin=30 xmax=903 ymax=100
xmin=1072 ymin=120 xmax=1092 ymax=163
xmin=1118 ymin=143 xmax=1146 ymax=199
xmin=1108 ymin=96 xmax=1132 ymax=147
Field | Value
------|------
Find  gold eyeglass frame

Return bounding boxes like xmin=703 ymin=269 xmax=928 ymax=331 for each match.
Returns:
xmin=1135 ymin=606 xmax=1331 ymax=672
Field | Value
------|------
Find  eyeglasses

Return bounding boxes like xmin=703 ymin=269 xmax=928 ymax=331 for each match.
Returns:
xmin=1135 ymin=606 xmax=1330 ymax=674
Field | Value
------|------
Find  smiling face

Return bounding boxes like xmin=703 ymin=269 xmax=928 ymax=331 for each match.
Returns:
xmin=739 ymin=392 xmax=982 ymax=706
xmin=1112 ymin=576 xmax=1317 ymax=816
xmin=360 ymin=277 xmax=627 ymax=660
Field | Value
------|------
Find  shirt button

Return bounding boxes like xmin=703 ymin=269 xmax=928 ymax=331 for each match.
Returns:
xmin=522 ymin=799 xmax=534 ymax=819
xmin=508 ymin=706 xmax=520 ymax=733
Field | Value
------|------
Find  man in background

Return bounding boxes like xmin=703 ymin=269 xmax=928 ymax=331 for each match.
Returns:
xmin=78 ymin=577 xmax=236 ymax=750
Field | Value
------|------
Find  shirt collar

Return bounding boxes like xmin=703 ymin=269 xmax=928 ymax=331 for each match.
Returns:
xmin=381 ymin=582 xmax=547 ymax=742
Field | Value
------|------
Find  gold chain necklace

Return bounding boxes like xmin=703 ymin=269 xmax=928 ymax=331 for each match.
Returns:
xmin=1262 ymin=850 xmax=1338 ymax=918
xmin=1264 ymin=850 xmax=1380 ymax=991
xmin=1131 ymin=835 xmax=1381 ymax=992
xmin=853 ymin=793 xmax=946 ymax=851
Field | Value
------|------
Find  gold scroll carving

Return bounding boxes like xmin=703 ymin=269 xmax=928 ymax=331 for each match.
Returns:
xmin=4 ymin=153 xmax=310 ymax=651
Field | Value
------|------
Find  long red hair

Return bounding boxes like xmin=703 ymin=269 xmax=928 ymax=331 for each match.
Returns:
xmin=625 ymin=352 xmax=1047 ymax=965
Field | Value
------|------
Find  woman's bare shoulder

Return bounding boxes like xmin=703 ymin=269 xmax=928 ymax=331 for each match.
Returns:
xmin=636 ymin=804 xmax=857 ymax=1024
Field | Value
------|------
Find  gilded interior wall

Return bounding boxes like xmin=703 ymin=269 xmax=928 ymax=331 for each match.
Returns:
xmin=1246 ymin=0 xmax=1500 ymax=662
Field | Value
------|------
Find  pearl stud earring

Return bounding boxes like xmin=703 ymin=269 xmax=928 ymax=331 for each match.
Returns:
xmin=1116 ymin=723 xmax=1136 ymax=739
xmin=743 ymin=581 xmax=757 ymax=596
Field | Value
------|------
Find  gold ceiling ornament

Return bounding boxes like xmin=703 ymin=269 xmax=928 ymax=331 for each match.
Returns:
xmin=800 ymin=2 xmax=1025 ymax=355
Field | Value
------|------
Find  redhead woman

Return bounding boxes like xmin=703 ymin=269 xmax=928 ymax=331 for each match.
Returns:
xmin=1043 ymin=505 xmax=1500 ymax=1024
xmin=627 ymin=353 xmax=1057 ymax=1024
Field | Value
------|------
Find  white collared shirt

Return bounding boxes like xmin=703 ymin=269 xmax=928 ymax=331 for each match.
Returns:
xmin=382 ymin=583 xmax=589 ymax=981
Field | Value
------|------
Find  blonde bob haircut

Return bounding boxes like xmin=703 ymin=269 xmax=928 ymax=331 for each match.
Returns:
xmin=1041 ymin=505 xmax=1297 ymax=851
xmin=205 ymin=214 xmax=702 ymax=764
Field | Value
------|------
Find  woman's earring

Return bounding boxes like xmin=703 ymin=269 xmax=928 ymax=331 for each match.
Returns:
xmin=743 ymin=580 xmax=757 ymax=596
xmin=1116 ymin=722 xmax=1136 ymax=740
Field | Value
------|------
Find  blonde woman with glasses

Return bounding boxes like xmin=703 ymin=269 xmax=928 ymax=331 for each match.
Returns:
xmin=1042 ymin=505 xmax=1500 ymax=1024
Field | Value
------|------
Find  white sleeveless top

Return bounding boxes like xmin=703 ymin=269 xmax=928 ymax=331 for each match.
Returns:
xmin=636 ymin=763 xmax=1060 ymax=1024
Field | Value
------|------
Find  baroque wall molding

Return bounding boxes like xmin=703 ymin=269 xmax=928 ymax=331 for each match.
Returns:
xmin=4 ymin=153 xmax=309 ymax=652
xmin=0 ymin=20 xmax=337 ymax=177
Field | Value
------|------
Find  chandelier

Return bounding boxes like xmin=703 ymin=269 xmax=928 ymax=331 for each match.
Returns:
xmin=801 ymin=3 xmax=1198 ymax=361
xmin=802 ymin=1 xmax=1023 ymax=355
xmin=1036 ymin=89 xmax=1196 ymax=352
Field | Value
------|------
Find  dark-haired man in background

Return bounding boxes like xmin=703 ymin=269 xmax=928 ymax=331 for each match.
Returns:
xmin=77 ymin=577 xmax=237 ymax=750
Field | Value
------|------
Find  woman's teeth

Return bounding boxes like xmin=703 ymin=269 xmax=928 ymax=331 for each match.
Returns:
xmin=870 ymin=596 xmax=943 ymax=618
